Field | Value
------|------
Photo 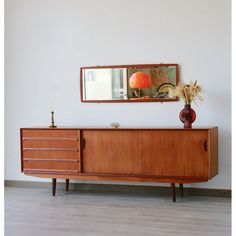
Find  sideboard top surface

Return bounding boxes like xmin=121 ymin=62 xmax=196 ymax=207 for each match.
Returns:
xmin=20 ymin=126 xmax=218 ymax=131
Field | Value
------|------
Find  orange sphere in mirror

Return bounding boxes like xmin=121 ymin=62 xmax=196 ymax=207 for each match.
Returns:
xmin=129 ymin=72 xmax=151 ymax=88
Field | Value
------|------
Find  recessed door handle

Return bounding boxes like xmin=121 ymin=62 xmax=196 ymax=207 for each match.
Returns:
xmin=82 ymin=138 xmax=86 ymax=149
xmin=204 ymin=140 xmax=208 ymax=152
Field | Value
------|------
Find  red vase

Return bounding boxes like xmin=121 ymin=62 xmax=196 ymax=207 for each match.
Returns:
xmin=179 ymin=104 xmax=196 ymax=128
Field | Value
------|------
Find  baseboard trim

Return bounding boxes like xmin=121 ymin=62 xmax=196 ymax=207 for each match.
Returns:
xmin=4 ymin=180 xmax=231 ymax=198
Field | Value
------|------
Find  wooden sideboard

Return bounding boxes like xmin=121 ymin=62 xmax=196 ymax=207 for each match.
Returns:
xmin=20 ymin=127 xmax=218 ymax=201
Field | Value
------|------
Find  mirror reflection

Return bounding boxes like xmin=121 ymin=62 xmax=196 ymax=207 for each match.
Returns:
xmin=81 ymin=64 xmax=179 ymax=102
xmin=83 ymin=68 xmax=127 ymax=100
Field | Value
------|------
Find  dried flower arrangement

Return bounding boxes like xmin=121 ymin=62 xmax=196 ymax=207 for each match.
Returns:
xmin=170 ymin=81 xmax=204 ymax=105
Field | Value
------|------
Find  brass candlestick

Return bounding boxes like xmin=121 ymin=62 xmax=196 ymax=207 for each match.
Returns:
xmin=49 ymin=111 xmax=57 ymax=128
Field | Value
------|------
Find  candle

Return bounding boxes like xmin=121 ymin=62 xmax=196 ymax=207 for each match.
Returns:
xmin=49 ymin=111 xmax=57 ymax=128
xmin=51 ymin=111 xmax=54 ymax=124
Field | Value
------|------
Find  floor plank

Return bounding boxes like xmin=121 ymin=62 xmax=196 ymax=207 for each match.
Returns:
xmin=5 ymin=186 xmax=231 ymax=236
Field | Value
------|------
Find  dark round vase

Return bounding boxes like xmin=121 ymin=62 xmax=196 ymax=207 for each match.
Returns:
xmin=179 ymin=104 xmax=196 ymax=128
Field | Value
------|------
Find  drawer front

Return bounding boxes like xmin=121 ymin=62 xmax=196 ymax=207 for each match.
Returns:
xmin=21 ymin=129 xmax=81 ymax=174
xmin=23 ymin=150 xmax=80 ymax=160
xmin=23 ymin=139 xmax=79 ymax=149
xmin=24 ymin=160 xmax=79 ymax=174
xmin=22 ymin=129 xmax=79 ymax=139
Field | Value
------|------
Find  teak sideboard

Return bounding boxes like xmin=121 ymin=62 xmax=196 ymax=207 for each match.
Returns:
xmin=20 ymin=127 xmax=218 ymax=202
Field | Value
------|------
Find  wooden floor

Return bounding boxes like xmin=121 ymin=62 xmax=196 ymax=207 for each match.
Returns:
xmin=5 ymin=186 xmax=231 ymax=236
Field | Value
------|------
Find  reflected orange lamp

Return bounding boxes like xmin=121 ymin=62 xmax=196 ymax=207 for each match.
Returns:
xmin=129 ymin=72 xmax=151 ymax=98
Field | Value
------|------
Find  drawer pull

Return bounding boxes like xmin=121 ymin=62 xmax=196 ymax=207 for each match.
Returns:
xmin=82 ymin=138 xmax=86 ymax=149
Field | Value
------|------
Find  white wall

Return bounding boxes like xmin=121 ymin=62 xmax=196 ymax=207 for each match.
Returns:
xmin=5 ymin=0 xmax=231 ymax=189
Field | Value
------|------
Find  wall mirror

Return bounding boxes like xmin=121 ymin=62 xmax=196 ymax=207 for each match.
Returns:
xmin=80 ymin=64 xmax=179 ymax=102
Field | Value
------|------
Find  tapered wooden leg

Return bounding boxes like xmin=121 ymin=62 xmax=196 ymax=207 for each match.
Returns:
xmin=65 ymin=179 xmax=69 ymax=192
xmin=52 ymin=178 xmax=56 ymax=196
xmin=171 ymin=183 xmax=176 ymax=202
xmin=179 ymin=183 xmax=183 ymax=198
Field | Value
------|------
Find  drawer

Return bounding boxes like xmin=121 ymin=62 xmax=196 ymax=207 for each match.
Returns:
xmin=23 ymin=150 xmax=80 ymax=160
xmin=22 ymin=129 xmax=79 ymax=139
xmin=21 ymin=129 xmax=81 ymax=173
xmin=22 ymin=139 xmax=79 ymax=149
xmin=24 ymin=160 xmax=79 ymax=173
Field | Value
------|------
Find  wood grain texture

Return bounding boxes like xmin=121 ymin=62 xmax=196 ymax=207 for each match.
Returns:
xmin=82 ymin=130 xmax=145 ymax=175
xmin=23 ymin=150 xmax=80 ymax=160
xmin=181 ymin=130 xmax=209 ymax=177
xmin=20 ymin=127 xmax=218 ymax=187
xmin=5 ymin=186 xmax=231 ymax=236
xmin=24 ymin=160 xmax=79 ymax=171
xmin=23 ymin=139 xmax=79 ymax=149
xmin=22 ymin=129 xmax=79 ymax=138
xmin=82 ymin=130 xmax=210 ymax=178
xmin=209 ymin=127 xmax=218 ymax=178
xmin=21 ymin=129 xmax=81 ymax=174
xmin=25 ymin=173 xmax=208 ymax=184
